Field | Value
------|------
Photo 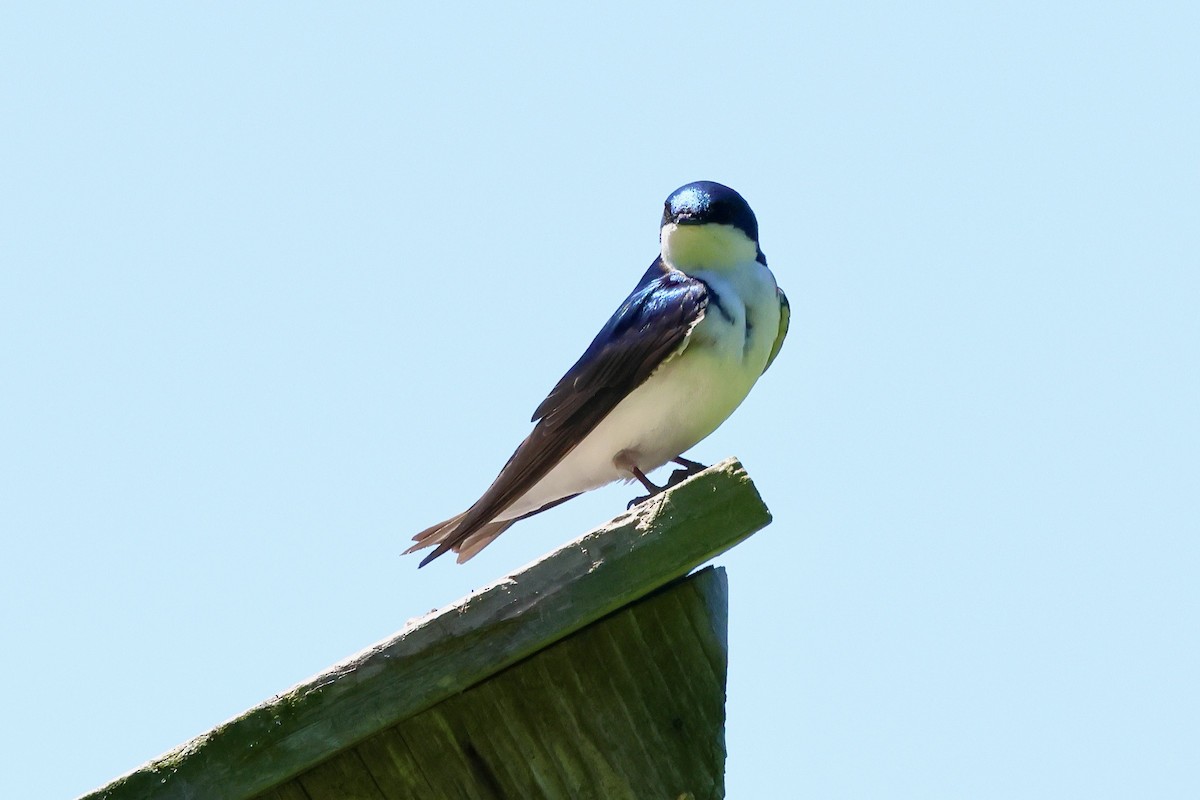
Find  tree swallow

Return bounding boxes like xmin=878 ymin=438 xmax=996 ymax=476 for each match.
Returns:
xmin=408 ymin=180 xmax=790 ymax=566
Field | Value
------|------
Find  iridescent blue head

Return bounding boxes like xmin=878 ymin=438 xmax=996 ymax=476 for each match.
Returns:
xmin=662 ymin=181 xmax=759 ymax=243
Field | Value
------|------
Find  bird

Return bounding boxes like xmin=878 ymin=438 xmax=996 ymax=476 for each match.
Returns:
xmin=407 ymin=180 xmax=789 ymax=566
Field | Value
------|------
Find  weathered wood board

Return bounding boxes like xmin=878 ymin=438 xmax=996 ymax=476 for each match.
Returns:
xmin=267 ymin=568 xmax=729 ymax=800
xmin=82 ymin=458 xmax=769 ymax=800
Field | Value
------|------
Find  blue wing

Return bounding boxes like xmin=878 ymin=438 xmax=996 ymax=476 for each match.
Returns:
xmin=533 ymin=258 xmax=709 ymax=426
xmin=417 ymin=257 xmax=708 ymax=564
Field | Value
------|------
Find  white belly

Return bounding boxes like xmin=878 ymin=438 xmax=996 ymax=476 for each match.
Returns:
xmin=497 ymin=262 xmax=781 ymax=519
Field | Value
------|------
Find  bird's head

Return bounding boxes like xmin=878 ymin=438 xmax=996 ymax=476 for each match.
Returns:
xmin=660 ymin=181 xmax=763 ymax=271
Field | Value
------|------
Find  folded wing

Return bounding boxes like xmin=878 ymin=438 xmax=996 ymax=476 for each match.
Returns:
xmin=410 ymin=258 xmax=709 ymax=565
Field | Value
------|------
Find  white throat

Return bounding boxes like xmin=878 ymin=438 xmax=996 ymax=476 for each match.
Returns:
xmin=660 ymin=222 xmax=759 ymax=272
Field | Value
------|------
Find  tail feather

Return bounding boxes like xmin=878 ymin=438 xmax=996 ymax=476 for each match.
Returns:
xmin=407 ymin=492 xmax=583 ymax=567
xmin=405 ymin=513 xmax=516 ymax=566
xmin=452 ymin=520 xmax=517 ymax=562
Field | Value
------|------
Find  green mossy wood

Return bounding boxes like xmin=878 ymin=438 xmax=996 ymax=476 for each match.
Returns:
xmin=83 ymin=458 xmax=772 ymax=800
xmin=262 ymin=568 xmax=729 ymax=800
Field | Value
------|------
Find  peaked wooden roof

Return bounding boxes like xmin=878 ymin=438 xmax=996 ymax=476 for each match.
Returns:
xmin=83 ymin=458 xmax=772 ymax=800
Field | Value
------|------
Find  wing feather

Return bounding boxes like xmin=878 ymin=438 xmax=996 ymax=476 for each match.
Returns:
xmin=416 ymin=258 xmax=708 ymax=565
xmin=762 ymin=286 xmax=789 ymax=374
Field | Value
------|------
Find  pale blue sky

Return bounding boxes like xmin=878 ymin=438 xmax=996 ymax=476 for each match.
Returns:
xmin=3 ymin=3 xmax=1198 ymax=798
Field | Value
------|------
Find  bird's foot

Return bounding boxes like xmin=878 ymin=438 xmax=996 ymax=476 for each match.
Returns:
xmin=665 ymin=468 xmax=694 ymax=488
xmin=672 ymin=456 xmax=708 ymax=474
xmin=627 ymin=466 xmax=665 ymax=509
xmin=626 ymin=493 xmax=655 ymax=510
xmin=625 ymin=458 xmax=708 ymax=508
xmin=666 ymin=456 xmax=708 ymax=486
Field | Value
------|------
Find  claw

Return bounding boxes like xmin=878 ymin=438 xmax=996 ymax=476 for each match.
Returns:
xmin=627 ymin=494 xmax=653 ymax=510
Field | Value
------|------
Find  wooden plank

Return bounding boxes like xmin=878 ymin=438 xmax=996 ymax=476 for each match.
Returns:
xmin=349 ymin=567 xmax=729 ymax=800
xmin=81 ymin=459 xmax=768 ymax=800
xmin=296 ymin=751 xmax=387 ymax=800
xmin=257 ymin=782 xmax=310 ymax=800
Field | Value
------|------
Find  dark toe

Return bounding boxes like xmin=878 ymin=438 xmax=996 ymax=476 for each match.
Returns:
xmin=626 ymin=495 xmax=646 ymax=510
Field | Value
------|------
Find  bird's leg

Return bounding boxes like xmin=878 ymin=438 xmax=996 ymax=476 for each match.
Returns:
xmin=666 ymin=455 xmax=709 ymax=487
xmin=626 ymin=466 xmax=665 ymax=509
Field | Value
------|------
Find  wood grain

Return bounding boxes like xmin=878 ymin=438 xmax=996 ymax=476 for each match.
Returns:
xmin=81 ymin=458 xmax=768 ymax=800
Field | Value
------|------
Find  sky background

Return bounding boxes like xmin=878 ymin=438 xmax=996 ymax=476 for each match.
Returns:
xmin=3 ymin=3 xmax=1198 ymax=798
